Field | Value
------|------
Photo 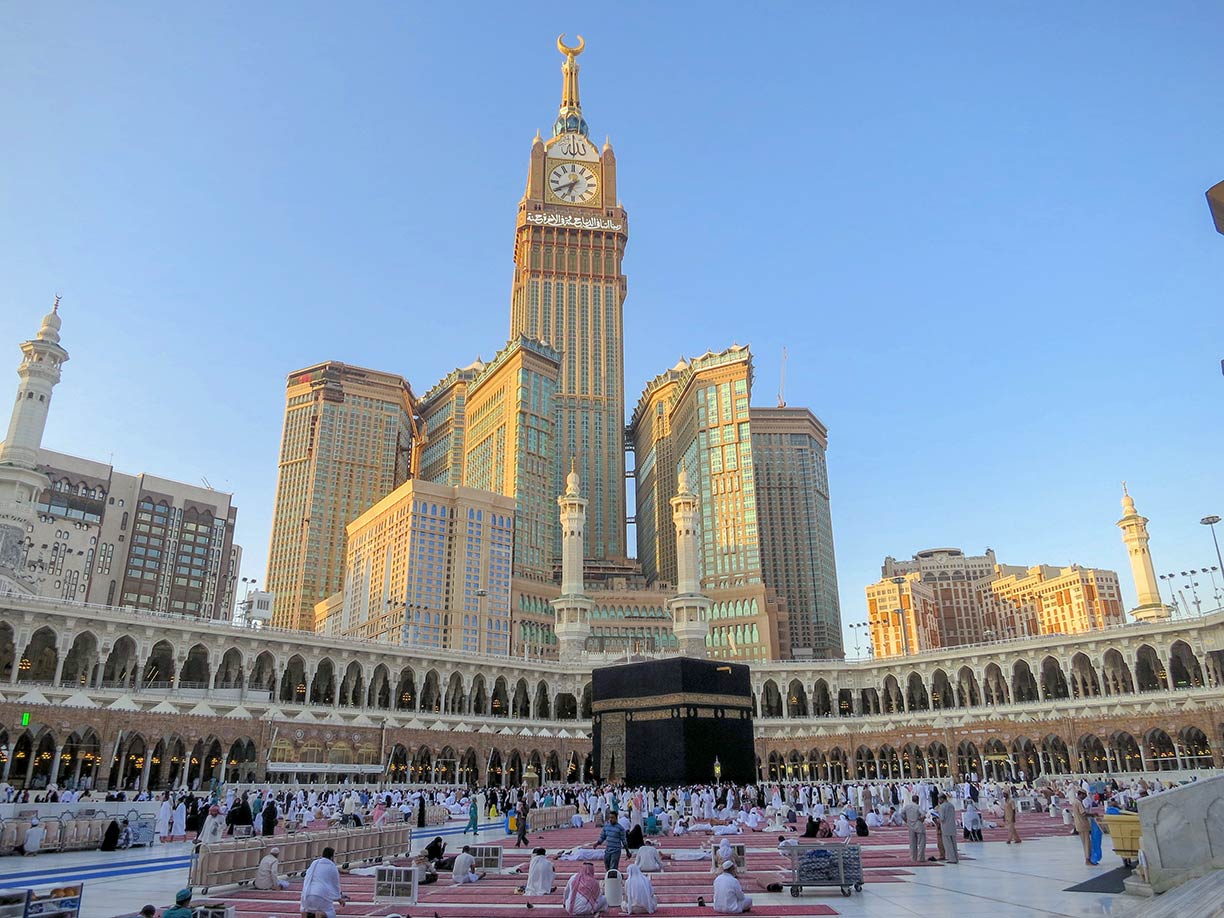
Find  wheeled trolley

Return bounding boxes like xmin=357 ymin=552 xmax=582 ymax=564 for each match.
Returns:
xmin=784 ymin=840 xmax=863 ymax=898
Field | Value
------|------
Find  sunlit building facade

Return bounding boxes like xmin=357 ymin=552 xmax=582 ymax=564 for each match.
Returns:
xmin=265 ymin=363 xmax=418 ymax=631
xmin=323 ymin=479 xmax=514 ymax=655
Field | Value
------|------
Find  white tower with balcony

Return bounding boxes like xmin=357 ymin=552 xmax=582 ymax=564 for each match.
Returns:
xmin=1116 ymin=484 xmax=1171 ymax=622
xmin=668 ymin=466 xmax=711 ymax=657
xmin=552 ymin=461 xmax=593 ymax=662
xmin=0 ymin=301 xmax=69 ymax=593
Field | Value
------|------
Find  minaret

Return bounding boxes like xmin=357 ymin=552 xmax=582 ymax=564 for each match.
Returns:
xmin=668 ymin=467 xmax=711 ymax=657
xmin=0 ymin=300 xmax=68 ymax=592
xmin=552 ymin=461 xmax=593 ymax=662
xmin=1116 ymin=484 xmax=1170 ymax=622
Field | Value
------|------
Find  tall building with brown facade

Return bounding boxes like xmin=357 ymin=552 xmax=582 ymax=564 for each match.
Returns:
xmin=508 ymin=37 xmax=629 ymax=565
xmin=751 ymin=407 xmax=843 ymax=659
xmin=265 ymin=362 xmax=419 ymax=631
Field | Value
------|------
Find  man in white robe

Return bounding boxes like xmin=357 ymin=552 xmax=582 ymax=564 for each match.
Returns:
xmin=300 ymin=848 xmax=345 ymax=918
xmin=156 ymin=796 xmax=173 ymax=841
xmin=171 ymin=799 xmax=187 ymax=839
xmin=524 ymin=848 xmax=555 ymax=895
xmin=712 ymin=861 xmax=752 ymax=914
xmin=634 ymin=842 xmax=664 ymax=873
xmin=21 ymin=818 xmax=46 ymax=855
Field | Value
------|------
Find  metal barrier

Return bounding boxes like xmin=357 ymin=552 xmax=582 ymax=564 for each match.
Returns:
xmin=189 ymin=823 xmax=417 ymax=891
xmin=0 ymin=815 xmax=128 ymax=855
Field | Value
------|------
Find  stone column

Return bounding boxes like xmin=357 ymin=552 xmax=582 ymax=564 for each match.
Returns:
xmin=52 ymin=650 xmax=66 ymax=687
xmin=48 ymin=744 xmax=63 ymax=787
xmin=24 ymin=750 xmax=38 ymax=786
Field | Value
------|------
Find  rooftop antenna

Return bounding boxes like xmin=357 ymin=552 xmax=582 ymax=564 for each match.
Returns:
xmin=201 ymin=476 xmax=213 ymax=490
xmin=777 ymin=346 xmax=788 ymax=408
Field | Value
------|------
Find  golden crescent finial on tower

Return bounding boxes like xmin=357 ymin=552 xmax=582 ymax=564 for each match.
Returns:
xmin=557 ymin=33 xmax=585 ymax=57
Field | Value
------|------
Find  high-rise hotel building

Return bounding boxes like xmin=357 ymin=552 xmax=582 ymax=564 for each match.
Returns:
xmin=750 ymin=407 xmax=843 ymax=658
xmin=265 ymin=362 xmax=419 ymax=631
xmin=508 ymin=36 xmax=629 ymax=565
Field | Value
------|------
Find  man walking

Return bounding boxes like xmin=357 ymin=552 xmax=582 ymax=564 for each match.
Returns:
xmin=901 ymin=794 xmax=926 ymax=863
xmin=936 ymin=794 xmax=959 ymax=864
xmin=301 ymin=847 xmax=346 ymax=918
xmin=1003 ymin=791 xmax=1021 ymax=844
xmin=595 ymin=815 xmax=627 ymax=873
xmin=1071 ymin=790 xmax=1093 ymax=865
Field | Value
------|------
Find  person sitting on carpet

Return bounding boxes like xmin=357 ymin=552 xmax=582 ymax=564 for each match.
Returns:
xmin=564 ymin=862 xmax=607 ymax=916
xmin=711 ymin=860 xmax=752 ymax=914
xmin=524 ymin=847 xmax=555 ymax=895
xmin=634 ymin=840 xmax=664 ymax=873
xmin=625 ymin=823 xmax=645 ymax=852
xmin=451 ymin=845 xmax=486 ymax=884
xmin=622 ymin=863 xmax=657 ymax=915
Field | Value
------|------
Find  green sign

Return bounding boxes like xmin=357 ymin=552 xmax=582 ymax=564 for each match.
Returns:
xmin=21 ymin=712 xmax=30 ymax=726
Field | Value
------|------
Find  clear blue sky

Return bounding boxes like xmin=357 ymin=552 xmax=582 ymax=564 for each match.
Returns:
xmin=3 ymin=3 xmax=1222 ymax=647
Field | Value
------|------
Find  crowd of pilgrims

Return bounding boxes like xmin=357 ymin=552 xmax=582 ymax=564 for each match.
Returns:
xmin=7 ymin=773 xmax=1175 ymax=915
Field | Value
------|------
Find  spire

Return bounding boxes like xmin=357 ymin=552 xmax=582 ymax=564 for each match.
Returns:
xmin=554 ymin=34 xmax=589 ymax=137
xmin=38 ymin=296 xmax=63 ymax=345
xmin=565 ymin=456 xmax=581 ymax=496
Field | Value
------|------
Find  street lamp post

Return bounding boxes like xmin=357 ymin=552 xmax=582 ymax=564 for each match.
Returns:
xmin=891 ymin=576 xmax=911 ymax=656
xmin=1159 ymin=574 xmax=1182 ymax=614
xmin=1202 ymin=516 xmax=1224 ymax=582
xmin=1181 ymin=571 xmax=1203 ymax=616
xmin=848 ymin=622 xmax=869 ymax=657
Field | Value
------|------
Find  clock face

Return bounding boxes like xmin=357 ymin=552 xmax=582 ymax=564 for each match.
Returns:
xmin=548 ymin=162 xmax=599 ymax=204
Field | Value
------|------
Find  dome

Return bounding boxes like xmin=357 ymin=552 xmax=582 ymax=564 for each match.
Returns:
xmin=37 ymin=301 xmax=62 ymax=343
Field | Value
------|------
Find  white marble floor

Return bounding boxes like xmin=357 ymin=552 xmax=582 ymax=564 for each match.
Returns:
xmin=0 ymin=827 xmax=1127 ymax=918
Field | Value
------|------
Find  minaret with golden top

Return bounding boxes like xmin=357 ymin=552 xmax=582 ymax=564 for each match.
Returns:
xmin=1116 ymin=483 xmax=1171 ymax=622
xmin=511 ymin=36 xmax=629 ymax=568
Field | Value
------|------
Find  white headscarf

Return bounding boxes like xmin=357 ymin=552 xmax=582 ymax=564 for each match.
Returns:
xmin=717 ymin=838 xmax=733 ymax=861
xmin=622 ymin=863 xmax=656 ymax=914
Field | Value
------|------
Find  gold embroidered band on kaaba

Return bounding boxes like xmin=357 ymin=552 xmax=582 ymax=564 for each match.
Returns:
xmin=591 ymin=692 xmax=752 ymax=713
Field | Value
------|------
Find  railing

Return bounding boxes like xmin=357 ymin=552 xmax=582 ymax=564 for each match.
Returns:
xmin=753 ymin=684 xmax=1224 ymax=728
xmin=0 ymin=589 xmax=571 ymax=671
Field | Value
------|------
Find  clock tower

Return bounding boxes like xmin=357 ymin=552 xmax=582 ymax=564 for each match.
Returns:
xmin=510 ymin=35 xmax=629 ymax=564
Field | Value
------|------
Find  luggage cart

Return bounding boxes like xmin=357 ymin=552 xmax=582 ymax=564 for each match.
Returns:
xmin=784 ymin=840 xmax=863 ymax=898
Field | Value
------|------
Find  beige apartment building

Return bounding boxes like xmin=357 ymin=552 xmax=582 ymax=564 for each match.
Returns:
xmin=866 ymin=547 xmax=1124 ymax=658
xmin=319 ymin=479 xmax=515 ymax=655
xmin=980 ymin=563 xmax=1126 ymax=639
xmin=265 ymin=362 xmax=420 ymax=631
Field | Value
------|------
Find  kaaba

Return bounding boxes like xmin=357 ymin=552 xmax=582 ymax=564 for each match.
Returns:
xmin=591 ymin=657 xmax=755 ymax=785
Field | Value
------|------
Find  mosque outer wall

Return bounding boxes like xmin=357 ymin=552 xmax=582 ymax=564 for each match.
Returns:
xmin=1 ymin=594 xmax=1222 ymax=790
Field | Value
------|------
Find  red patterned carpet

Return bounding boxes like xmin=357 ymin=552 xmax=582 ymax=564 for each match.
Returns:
xmin=208 ymin=808 xmax=1073 ymax=917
